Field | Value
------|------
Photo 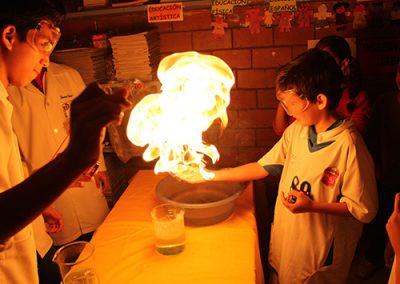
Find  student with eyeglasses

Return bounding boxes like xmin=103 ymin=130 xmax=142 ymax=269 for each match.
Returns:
xmin=175 ymin=49 xmax=378 ymax=284
xmin=0 ymin=1 xmax=131 ymax=283
xmin=273 ymin=35 xmax=371 ymax=137
xmin=7 ymin=61 xmax=114 ymax=284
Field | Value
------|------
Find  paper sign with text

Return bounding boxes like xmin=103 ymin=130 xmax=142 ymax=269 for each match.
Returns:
xmin=147 ymin=3 xmax=183 ymax=23
xmin=269 ymin=0 xmax=297 ymax=13
xmin=211 ymin=0 xmax=248 ymax=15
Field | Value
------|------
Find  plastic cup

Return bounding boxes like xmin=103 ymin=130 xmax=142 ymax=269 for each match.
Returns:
xmin=52 ymin=241 xmax=98 ymax=284
xmin=151 ymin=204 xmax=185 ymax=255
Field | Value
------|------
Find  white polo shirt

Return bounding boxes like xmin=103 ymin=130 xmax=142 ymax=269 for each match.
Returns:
xmin=258 ymin=119 xmax=378 ymax=284
xmin=0 ymin=82 xmax=38 ymax=283
xmin=8 ymin=62 xmax=109 ymax=246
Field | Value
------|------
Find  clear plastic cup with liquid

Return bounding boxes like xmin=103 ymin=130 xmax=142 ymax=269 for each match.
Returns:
xmin=52 ymin=241 xmax=99 ymax=284
xmin=151 ymin=204 xmax=185 ymax=255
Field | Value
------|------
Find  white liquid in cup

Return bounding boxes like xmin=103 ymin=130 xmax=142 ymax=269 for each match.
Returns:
xmin=151 ymin=204 xmax=185 ymax=255
xmin=63 ymin=267 xmax=98 ymax=284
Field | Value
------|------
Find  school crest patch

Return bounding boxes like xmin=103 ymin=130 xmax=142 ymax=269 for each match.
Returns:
xmin=322 ymin=167 xmax=339 ymax=186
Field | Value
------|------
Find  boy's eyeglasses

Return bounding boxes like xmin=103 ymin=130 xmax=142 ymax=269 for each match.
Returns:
xmin=26 ymin=20 xmax=61 ymax=55
xmin=277 ymin=89 xmax=310 ymax=116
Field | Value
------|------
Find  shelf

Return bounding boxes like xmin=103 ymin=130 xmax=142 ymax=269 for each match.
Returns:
xmin=66 ymin=0 xmax=211 ymax=19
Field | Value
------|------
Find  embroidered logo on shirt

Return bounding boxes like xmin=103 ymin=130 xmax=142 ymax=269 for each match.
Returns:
xmin=322 ymin=167 xmax=339 ymax=186
xmin=61 ymin=101 xmax=71 ymax=132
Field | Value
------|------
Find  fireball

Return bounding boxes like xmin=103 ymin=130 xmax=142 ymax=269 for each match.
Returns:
xmin=126 ymin=51 xmax=234 ymax=180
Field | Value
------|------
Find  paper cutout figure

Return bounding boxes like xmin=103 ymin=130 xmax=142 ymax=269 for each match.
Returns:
xmin=277 ymin=12 xmax=294 ymax=32
xmin=314 ymin=4 xmax=332 ymax=29
xmin=333 ymin=1 xmax=350 ymax=31
xmin=353 ymin=3 xmax=367 ymax=29
xmin=211 ymin=17 xmax=228 ymax=39
xmin=297 ymin=2 xmax=313 ymax=28
xmin=264 ymin=9 xmax=275 ymax=28
xmin=245 ymin=7 xmax=263 ymax=34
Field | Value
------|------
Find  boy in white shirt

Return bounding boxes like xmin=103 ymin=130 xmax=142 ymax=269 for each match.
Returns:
xmin=8 ymin=63 xmax=111 ymax=247
xmin=0 ymin=1 xmax=130 ymax=282
xmin=8 ymin=62 xmax=113 ymax=283
xmin=178 ymin=48 xmax=378 ymax=283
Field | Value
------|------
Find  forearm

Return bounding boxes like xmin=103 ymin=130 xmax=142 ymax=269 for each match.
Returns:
xmin=0 ymin=149 xmax=88 ymax=242
xmin=0 ymin=83 xmax=129 ymax=242
xmin=212 ymin=162 xmax=268 ymax=182
xmin=309 ymin=201 xmax=351 ymax=216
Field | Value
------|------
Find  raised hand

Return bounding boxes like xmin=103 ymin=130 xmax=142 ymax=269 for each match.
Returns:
xmin=66 ymin=83 xmax=131 ymax=171
xmin=172 ymin=166 xmax=213 ymax=184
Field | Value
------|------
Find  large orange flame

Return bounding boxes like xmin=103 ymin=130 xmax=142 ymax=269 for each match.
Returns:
xmin=126 ymin=51 xmax=234 ymax=180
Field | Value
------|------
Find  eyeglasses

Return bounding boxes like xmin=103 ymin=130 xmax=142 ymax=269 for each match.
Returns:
xmin=277 ymin=89 xmax=310 ymax=116
xmin=26 ymin=20 xmax=61 ymax=55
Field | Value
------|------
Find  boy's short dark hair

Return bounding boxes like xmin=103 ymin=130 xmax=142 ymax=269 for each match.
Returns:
xmin=276 ymin=48 xmax=344 ymax=111
xmin=0 ymin=0 xmax=65 ymax=40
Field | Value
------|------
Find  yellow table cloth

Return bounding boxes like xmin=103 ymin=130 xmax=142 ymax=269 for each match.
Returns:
xmin=91 ymin=170 xmax=264 ymax=284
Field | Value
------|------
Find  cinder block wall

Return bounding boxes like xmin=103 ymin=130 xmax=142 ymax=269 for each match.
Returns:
xmin=61 ymin=4 xmax=400 ymax=169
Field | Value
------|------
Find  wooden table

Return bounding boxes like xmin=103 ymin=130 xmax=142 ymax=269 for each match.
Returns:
xmin=91 ymin=170 xmax=264 ymax=284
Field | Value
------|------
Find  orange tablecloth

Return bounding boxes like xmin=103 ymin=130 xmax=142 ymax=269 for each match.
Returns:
xmin=91 ymin=170 xmax=264 ymax=284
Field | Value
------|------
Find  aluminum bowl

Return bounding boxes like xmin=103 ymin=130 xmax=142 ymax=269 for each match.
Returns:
xmin=156 ymin=175 xmax=248 ymax=226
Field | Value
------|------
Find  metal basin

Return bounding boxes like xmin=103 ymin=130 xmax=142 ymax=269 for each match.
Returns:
xmin=156 ymin=175 xmax=248 ymax=226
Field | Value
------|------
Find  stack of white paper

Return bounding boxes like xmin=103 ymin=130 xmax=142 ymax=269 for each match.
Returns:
xmin=109 ymin=30 xmax=160 ymax=81
xmin=51 ymin=48 xmax=109 ymax=84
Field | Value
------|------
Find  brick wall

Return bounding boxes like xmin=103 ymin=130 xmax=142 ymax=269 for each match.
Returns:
xmin=61 ymin=3 xmax=400 ymax=169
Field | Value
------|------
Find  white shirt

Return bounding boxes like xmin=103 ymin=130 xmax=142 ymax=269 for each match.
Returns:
xmin=8 ymin=62 xmax=109 ymax=246
xmin=0 ymin=81 xmax=38 ymax=284
xmin=258 ymin=119 xmax=378 ymax=284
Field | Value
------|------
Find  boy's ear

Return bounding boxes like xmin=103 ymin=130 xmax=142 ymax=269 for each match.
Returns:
xmin=316 ymin=94 xmax=328 ymax=110
xmin=1 ymin=25 xmax=17 ymax=50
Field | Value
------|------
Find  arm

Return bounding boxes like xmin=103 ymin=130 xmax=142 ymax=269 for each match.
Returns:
xmin=0 ymin=148 xmax=90 ymax=242
xmin=176 ymin=162 xmax=269 ymax=184
xmin=282 ymin=190 xmax=352 ymax=216
xmin=272 ymin=104 xmax=291 ymax=137
xmin=386 ymin=193 xmax=400 ymax=281
xmin=212 ymin=162 xmax=269 ymax=182
xmin=0 ymin=83 xmax=131 ymax=242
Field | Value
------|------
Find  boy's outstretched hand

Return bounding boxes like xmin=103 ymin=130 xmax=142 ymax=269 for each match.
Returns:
xmin=172 ymin=166 xmax=214 ymax=184
xmin=66 ymin=83 xmax=131 ymax=170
